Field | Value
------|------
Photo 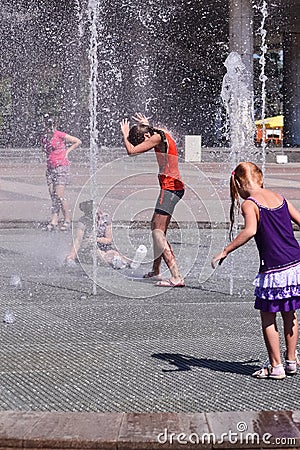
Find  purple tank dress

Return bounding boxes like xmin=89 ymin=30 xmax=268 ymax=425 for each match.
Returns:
xmin=246 ymin=197 xmax=300 ymax=312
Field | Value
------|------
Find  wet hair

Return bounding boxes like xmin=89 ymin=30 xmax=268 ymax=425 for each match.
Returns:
xmin=79 ymin=200 xmax=94 ymax=216
xmin=128 ymin=124 xmax=168 ymax=152
xmin=79 ymin=200 xmax=102 ymax=218
xmin=229 ymin=161 xmax=263 ymax=239
xmin=44 ymin=114 xmax=57 ymax=131
xmin=128 ymin=124 xmax=153 ymax=146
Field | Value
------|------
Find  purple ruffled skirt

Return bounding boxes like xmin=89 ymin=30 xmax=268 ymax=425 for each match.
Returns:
xmin=253 ymin=262 xmax=300 ymax=313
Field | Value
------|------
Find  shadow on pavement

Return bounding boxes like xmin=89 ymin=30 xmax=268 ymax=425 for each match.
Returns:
xmin=152 ymin=352 xmax=259 ymax=375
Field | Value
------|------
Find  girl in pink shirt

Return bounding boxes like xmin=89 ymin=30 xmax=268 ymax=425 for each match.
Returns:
xmin=42 ymin=116 xmax=81 ymax=231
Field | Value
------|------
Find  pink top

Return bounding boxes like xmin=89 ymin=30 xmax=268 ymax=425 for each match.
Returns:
xmin=42 ymin=130 xmax=69 ymax=169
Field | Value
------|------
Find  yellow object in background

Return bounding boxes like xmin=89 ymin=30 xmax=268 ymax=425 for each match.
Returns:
xmin=255 ymin=115 xmax=284 ymax=128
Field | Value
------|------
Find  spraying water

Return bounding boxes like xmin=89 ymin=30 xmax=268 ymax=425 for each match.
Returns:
xmin=258 ymin=0 xmax=268 ymax=176
xmin=88 ymin=0 xmax=100 ymax=295
xmin=9 ymin=274 xmax=23 ymax=289
xmin=74 ymin=0 xmax=85 ymax=39
xmin=3 ymin=310 xmax=15 ymax=324
xmin=221 ymin=52 xmax=257 ymax=295
xmin=221 ymin=51 xmax=256 ymax=167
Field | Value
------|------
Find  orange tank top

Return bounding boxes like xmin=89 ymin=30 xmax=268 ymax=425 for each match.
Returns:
xmin=154 ymin=131 xmax=184 ymax=191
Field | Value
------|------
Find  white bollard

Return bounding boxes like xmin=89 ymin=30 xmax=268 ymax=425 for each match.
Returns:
xmin=184 ymin=135 xmax=201 ymax=162
xmin=276 ymin=154 xmax=288 ymax=164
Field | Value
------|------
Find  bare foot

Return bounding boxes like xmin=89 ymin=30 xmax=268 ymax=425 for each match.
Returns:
xmin=143 ymin=271 xmax=162 ymax=281
xmin=155 ymin=278 xmax=185 ymax=288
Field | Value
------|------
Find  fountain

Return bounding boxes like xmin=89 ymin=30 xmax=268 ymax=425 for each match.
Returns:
xmin=258 ymin=0 xmax=269 ymax=175
xmin=87 ymin=0 xmax=100 ymax=295
xmin=221 ymin=51 xmax=257 ymax=168
xmin=0 ymin=1 xmax=273 ymax=302
xmin=66 ymin=0 xmax=227 ymax=297
xmin=1 ymin=0 xmax=299 ymax=420
xmin=219 ymin=2 xmax=270 ymax=295
xmin=74 ymin=0 xmax=85 ymax=39
xmin=220 ymin=51 xmax=257 ymax=295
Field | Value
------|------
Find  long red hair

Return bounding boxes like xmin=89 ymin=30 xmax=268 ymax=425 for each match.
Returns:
xmin=229 ymin=162 xmax=263 ymax=238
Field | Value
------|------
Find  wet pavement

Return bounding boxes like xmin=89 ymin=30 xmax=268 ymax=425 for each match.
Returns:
xmin=0 ymin=155 xmax=300 ymax=447
xmin=0 ymin=226 xmax=299 ymax=413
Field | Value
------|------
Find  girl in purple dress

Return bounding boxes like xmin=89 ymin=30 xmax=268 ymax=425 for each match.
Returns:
xmin=212 ymin=161 xmax=300 ymax=379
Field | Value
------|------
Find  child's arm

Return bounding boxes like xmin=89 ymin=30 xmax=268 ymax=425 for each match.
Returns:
xmin=211 ymin=200 xmax=258 ymax=268
xmin=120 ymin=119 xmax=161 ymax=155
xmin=287 ymin=200 xmax=300 ymax=227
xmin=97 ymin=224 xmax=113 ymax=245
xmin=65 ymin=134 xmax=82 ymax=156
xmin=128 ymin=135 xmax=161 ymax=155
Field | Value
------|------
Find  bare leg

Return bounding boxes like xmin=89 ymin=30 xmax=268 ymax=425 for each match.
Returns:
xmin=48 ymin=182 xmax=59 ymax=226
xmin=150 ymin=212 xmax=169 ymax=275
xmin=100 ymin=249 xmax=131 ymax=267
xmin=150 ymin=212 xmax=183 ymax=283
xmin=67 ymin=228 xmax=84 ymax=261
xmin=260 ymin=311 xmax=282 ymax=367
xmin=55 ymin=184 xmax=71 ymax=224
xmin=281 ymin=310 xmax=298 ymax=361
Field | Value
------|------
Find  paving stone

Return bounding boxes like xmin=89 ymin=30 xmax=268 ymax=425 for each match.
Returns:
xmin=24 ymin=412 xmax=122 ymax=449
xmin=0 ymin=411 xmax=45 ymax=448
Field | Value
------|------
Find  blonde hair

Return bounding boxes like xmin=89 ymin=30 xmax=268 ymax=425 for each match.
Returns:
xmin=229 ymin=162 xmax=263 ymax=238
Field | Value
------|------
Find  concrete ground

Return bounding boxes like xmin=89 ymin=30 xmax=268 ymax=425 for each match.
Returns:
xmin=0 ymin=155 xmax=300 ymax=448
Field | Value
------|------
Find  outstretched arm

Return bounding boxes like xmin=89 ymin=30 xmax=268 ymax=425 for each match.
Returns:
xmin=120 ymin=119 xmax=132 ymax=154
xmin=65 ymin=134 xmax=82 ymax=156
xmin=97 ymin=223 xmax=113 ymax=246
xmin=120 ymin=118 xmax=160 ymax=155
xmin=211 ymin=200 xmax=258 ymax=268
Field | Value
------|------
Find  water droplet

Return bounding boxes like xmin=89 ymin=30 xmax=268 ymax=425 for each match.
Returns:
xmin=3 ymin=310 xmax=15 ymax=324
xmin=9 ymin=275 xmax=23 ymax=289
